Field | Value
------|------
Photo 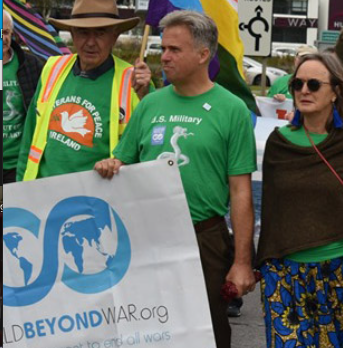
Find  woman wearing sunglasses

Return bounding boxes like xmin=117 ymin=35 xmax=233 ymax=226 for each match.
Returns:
xmin=257 ymin=53 xmax=343 ymax=348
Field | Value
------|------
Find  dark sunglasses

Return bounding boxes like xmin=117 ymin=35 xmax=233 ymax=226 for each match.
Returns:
xmin=291 ymin=78 xmax=331 ymax=92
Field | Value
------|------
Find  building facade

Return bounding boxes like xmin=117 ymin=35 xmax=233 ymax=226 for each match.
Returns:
xmin=271 ymin=0 xmax=342 ymax=49
xmin=272 ymin=0 xmax=319 ymax=46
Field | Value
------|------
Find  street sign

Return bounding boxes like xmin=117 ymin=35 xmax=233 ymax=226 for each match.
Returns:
xmin=321 ymin=30 xmax=340 ymax=43
xmin=238 ymin=0 xmax=274 ymax=56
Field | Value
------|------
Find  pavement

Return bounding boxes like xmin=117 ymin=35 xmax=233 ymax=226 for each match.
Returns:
xmin=230 ymin=283 xmax=267 ymax=348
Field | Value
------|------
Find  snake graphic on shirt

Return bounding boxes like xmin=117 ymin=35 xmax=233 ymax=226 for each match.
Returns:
xmin=157 ymin=126 xmax=194 ymax=166
xmin=3 ymin=90 xmax=21 ymax=121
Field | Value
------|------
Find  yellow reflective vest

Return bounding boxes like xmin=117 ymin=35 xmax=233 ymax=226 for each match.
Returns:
xmin=23 ymin=54 xmax=139 ymax=181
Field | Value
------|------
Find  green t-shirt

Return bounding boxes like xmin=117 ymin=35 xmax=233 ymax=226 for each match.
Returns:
xmin=3 ymin=51 xmax=26 ymax=170
xmin=19 ymin=68 xmax=115 ymax=179
xmin=16 ymin=56 xmax=147 ymax=181
xmin=279 ymin=125 xmax=343 ymax=262
xmin=267 ymin=74 xmax=293 ymax=99
xmin=39 ymin=69 xmax=115 ymax=178
xmin=114 ymin=84 xmax=257 ymax=223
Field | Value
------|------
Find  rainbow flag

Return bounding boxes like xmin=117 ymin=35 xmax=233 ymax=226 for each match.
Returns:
xmin=3 ymin=0 xmax=71 ymax=60
xmin=146 ymin=0 xmax=257 ymax=113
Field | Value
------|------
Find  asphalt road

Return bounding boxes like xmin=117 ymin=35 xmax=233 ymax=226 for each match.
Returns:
xmin=230 ymin=284 xmax=267 ymax=348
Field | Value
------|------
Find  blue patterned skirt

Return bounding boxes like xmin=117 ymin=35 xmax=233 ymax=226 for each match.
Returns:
xmin=260 ymin=257 xmax=343 ymax=348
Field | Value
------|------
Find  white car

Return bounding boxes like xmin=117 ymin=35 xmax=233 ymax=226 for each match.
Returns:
xmin=272 ymin=47 xmax=297 ymax=57
xmin=146 ymin=42 xmax=162 ymax=55
xmin=243 ymin=56 xmax=288 ymax=86
xmin=59 ymin=30 xmax=72 ymax=44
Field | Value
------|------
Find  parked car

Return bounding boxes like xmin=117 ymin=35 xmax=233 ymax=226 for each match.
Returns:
xmin=146 ymin=42 xmax=162 ymax=55
xmin=59 ymin=30 xmax=72 ymax=44
xmin=144 ymin=36 xmax=162 ymax=57
xmin=272 ymin=47 xmax=297 ymax=57
xmin=243 ymin=56 xmax=287 ymax=86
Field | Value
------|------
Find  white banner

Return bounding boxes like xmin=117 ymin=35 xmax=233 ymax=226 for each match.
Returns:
xmin=3 ymin=160 xmax=216 ymax=348
xmin=254 ymin=117 xmax=288 ymax=181
xmin=256 ymin=96 xmax=293 ymax=120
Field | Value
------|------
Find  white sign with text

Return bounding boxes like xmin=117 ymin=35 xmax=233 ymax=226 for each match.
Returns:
xmin=256 ymin=96 xmax=293 ymax=120
xmin=3 ymin=160 xmax=216 ymax=348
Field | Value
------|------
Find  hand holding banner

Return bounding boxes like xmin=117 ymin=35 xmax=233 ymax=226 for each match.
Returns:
xmin=256 ymin=96 xmax=294 ymax=120
xmin=3 ymin=160 xmax=216 ymax=348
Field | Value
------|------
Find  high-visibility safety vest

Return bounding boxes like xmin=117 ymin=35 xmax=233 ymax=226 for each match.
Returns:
xmin=23 ymin=54 xmax=139 ymax=181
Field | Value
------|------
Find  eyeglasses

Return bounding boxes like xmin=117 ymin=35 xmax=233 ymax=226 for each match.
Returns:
xmin=291 ymin=78 xmax=331 ymax=92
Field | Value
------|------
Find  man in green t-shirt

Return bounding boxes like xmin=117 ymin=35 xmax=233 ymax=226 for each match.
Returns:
xmin=95 ymin=11 xmax=257 ymax=348
xmin=3 ymin=10 xmax=43 ymax=183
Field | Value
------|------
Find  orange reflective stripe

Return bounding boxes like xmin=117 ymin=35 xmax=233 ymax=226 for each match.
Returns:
xmin=41 ymin=55 xmax=74 ymax=102
xmin=28 ymin=146 xmax=43 ymax=164
xmin=119 ymin=67 xmax=134 ymax=124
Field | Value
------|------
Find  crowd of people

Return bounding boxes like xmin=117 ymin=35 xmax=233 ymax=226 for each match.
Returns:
xmin=3 ymin=0 xmax=343 ymax=347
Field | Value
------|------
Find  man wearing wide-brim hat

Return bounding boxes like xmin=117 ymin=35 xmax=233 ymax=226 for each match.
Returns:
xmin=16 ymin=0 xmax=152 ymax=182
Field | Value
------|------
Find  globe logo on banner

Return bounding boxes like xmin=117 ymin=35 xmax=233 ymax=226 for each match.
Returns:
xmin=3 ymin=196 xmax=131 ymax=307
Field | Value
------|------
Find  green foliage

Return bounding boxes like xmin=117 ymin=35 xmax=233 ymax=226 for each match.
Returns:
xmin=267 ymin=56 xmax=295 ymax=73
xmin=145 ymin=55 xmax=164 ymax=88
xmin=250 ymin=55 xmax=295 ymax=74
xmin=250 ymin=85 xmax=264 ymax=96
xmin=113 ymin=40 xmax=164 ymax=88
xmin=32 ymin=0 xmax=73 ymax=19
xmin=112 ymin=39 xmax=141 ymax=62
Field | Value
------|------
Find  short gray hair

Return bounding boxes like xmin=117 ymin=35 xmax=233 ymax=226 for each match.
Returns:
xmin=159 ymin=10 xmax=218 ymax=61
xmin=3 ymin=9 xmax=14 ymax=30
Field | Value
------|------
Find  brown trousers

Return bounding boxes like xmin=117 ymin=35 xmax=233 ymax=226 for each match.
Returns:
xmin=195 ymin=217 xmax=234 ymax=348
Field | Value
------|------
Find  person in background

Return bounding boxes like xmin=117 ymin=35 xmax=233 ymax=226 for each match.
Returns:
xmin=335 ymin=28 xmax=343 ymax=64
xmin=95 ymin=10 xmax=257 ymax=348
xmin=16 ymin=0 xmax=152 ymax=181
xmin=3 ymin=10 xmax=43 ymax=184
xmin=257 ymin=53 xmax=343 ymax=348
xmin=267 ymin=45 xmax=318 ymax=102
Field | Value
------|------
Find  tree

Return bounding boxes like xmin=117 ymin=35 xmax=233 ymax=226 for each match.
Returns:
xmin=28 ymin=0 xmax=73 ymax=19
xmin=117 ymin=0 xmax=135 ymax=6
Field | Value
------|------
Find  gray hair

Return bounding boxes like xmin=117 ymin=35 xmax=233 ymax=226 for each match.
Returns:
xmin=159 ymin=10 xmax=218 ymax=61
xmin=289 ymin=53 xmax=343 ymax=131
xmin=3 ymin=9 xmax=14 ymax=30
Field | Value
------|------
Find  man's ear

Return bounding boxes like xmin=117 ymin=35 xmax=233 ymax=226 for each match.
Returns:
xmin=199 ymin=46 xmax=211 ymax=65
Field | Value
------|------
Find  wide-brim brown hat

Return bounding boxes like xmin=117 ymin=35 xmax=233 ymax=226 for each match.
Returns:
xmin=49 ymin=0 xmax=140 ymax=33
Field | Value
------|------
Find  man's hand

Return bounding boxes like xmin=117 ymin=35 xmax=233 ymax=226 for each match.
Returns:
xmin=225 ymin=262 xmax=256 ymax=298
xmin=132 ymin=58 xmax=151 ymax=100
xmin=94 ymin=158 xmax=123 ymax=179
